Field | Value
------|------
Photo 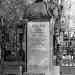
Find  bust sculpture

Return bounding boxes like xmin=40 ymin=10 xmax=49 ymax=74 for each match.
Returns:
xmin=23 ymin=0 xmax=58 ymax=21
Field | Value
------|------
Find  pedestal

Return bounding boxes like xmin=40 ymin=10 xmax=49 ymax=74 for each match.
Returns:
xmin=27 ymin=21 xmax=52 ymax=75
xmin=51 ymin=66 xmax=60 ymax=75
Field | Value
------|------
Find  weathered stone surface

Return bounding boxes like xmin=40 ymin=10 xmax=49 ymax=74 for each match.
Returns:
xmin=27 ymin=22 xmax=50 ymax=51
xmin=27 ymin=21 xmax=50 ymax=75
xmin=23 ymin=72 xmax=45 ymax=75
xmin=60 ymin=66 xmax=75 ymax=75
xmin=51 ymin=66 xmax=60 ymax=75
xmin=27 ymin=51 xmax=49 ymax=65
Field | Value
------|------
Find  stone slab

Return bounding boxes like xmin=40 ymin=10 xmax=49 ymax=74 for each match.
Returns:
xmin=60 ymin=66 xmax=75 ymax=75
xmin=51 ymin=66 xmax=60 ymax=75
xmin=23 ymin=66 xmax=60 ymax=75
xmin=27 ymin=21 xmax=50 ymax=74
xmin=27 ymin=65 xmax=49 ymax=74
xmin=23 ymin=73 xmax=45 ymax=75
xmin=27 ymin=21 xmax=50 ymax=51
xmin=27 ymin=50 xmax=49 ymax=65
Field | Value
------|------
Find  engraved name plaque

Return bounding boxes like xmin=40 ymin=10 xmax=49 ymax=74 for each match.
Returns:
xmin=27 ymin=22 xmax=50 ymax=51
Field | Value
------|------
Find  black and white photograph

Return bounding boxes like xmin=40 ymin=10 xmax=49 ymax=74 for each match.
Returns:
xmin=0 ymin=0 xmax=75 ymax=75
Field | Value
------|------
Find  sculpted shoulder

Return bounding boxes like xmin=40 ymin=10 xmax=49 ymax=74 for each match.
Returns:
xmin=23 ymin=0 xmax=57 ymax=20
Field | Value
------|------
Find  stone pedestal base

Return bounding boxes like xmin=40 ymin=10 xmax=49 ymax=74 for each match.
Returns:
xmin=50 ymin=66 xmax=60 ymax=75
xmin=23 ymin=66 xmax=60 ymax=75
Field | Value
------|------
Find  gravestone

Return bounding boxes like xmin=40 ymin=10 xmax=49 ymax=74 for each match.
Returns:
xmin=27 ymin=21 xmax=51 ymax=75
xmin=3 ymin=62 xmax=23 ymax=75
xmin=60 ymin=66 xmax=75 ymax=75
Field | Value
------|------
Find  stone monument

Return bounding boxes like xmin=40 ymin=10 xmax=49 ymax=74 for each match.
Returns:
xmin=27 ymin=21 xmax=50 ymax=75
xmin=23 ymin=0 xmax=60 ymax=75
